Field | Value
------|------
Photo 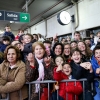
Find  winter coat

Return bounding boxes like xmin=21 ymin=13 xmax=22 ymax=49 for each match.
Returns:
xmin=0 ymin=44 xmax=9 ymax=53
xmin=91 ymin=56 xmax=100 ymax=87
xmin=25 ymin=58 xmax=55 ymax=100
xmin=0 ymin=60 xmax=28 ymax=100
xmin=53 ymin=67 xmax=83 ymax=100
xmin=22 ymin=42 xmax=33 ymax=61
xmin=70 ymin=60 xmax=94 ymax=91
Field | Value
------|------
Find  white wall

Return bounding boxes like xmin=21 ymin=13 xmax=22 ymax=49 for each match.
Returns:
xmin=77 ymin=0 xmax=100 ymax=30
xmin=31 ymin=22 xmax=46 ymax=36
xmin=47 ymin=7 xmax=73 ymax=38
xmin=30 ymin=0 xmax=100 ymax=38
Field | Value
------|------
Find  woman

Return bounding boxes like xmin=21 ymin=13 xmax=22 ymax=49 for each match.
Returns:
xmin=77 ymin=41 xmax=92 ymax=62
xmin=63 ymin=43 xmax=71 ymax=63
xmin=0 ymin=45 xmax=27 ymax=100
xmin=26 ymin=42 xmax=55 ymax=100
xmin=52 ymin=42 xmax=64 ymax=59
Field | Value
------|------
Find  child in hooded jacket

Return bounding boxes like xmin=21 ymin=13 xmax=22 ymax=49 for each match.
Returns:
xmin=53 ymin=62 xmax=83 ymax=100
xmin=91 ymin=45 xmax=100 ymax=100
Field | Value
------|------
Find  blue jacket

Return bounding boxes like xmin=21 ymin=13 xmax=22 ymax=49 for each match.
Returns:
xmin=0 ymin=44 xmax=8 ymax=53
xmin=91 ymin=56 xmax=100 ymax=87
xmin=3 ymin=31 xmax=15 ymax=41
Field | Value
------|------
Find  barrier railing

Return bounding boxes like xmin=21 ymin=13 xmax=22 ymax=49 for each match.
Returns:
xmin=0 ymin=78 xmax=88 ymax=100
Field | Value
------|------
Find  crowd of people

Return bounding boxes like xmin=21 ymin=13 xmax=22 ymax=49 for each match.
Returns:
xmin=0 ymin=26 xmax=100 ymax=100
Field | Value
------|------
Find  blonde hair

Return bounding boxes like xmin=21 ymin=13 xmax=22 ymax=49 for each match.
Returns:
xmin=32 ymin=42 xmax=45 ymax=52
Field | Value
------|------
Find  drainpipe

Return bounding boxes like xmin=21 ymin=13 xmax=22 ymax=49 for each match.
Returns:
xmin=25 ymin=0 xmax=28 ymax=13
xmin=44 ymin=19 xmax=47 ymax=38
xmin=41 ymin=17 xmax=47 ymax=39
xmin=71 ymin=0 xmax=79 ymax=29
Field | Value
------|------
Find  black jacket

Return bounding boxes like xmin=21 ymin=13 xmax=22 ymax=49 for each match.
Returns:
xmin=70 ymin=60 xmax=94 ymax=91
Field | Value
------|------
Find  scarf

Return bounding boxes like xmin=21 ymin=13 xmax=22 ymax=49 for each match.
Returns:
xmin=35 ymin=57 xmax=44 ymax=93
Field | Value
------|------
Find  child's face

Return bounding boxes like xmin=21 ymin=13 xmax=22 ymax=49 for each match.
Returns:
xmin=95 ymin=49 xmax=100 ymax=61
xmin=62 ymin=64 xmax=72 ymax=76
xmin=19 ymin=30 xmax=23 ymax=36
xmin=44 ymin=56 xmax=51 ymax=64
xmin=16 ymin=43 xmax=22 ymax=50
xmin=71 ymin=51 xmax=81 ymax=63
xmin=55 ymin=57 xmax=64 ymax=66
xmin=3 ymin=40 xmax=10 ymax=45
xmin=24 ymin=35 xmax=32 ymax=44
xmin=71 ymin=42 xmax=77 ymax=49
xmin=27 ymin=53 xmax=34 ymax=62
xmin=5 ymin=27 xmax=11 ymax=32
xmin=97 ymin=32 xmax=100 ymax=38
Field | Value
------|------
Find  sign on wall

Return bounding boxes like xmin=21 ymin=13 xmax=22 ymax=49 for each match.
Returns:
xmin=0 ymin=10 xmax=30 ymax=23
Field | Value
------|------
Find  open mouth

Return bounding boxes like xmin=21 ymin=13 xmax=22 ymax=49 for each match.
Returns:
xmin=75 ymin=58 xmax=79 ymax=60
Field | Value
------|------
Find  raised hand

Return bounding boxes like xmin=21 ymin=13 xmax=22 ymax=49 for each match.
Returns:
xmin=56 ymin=64 xmax=62 ymax=72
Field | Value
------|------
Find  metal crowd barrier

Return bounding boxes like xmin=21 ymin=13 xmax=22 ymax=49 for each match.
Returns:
xmin=0 ymin=78 xmax=88 ymax=100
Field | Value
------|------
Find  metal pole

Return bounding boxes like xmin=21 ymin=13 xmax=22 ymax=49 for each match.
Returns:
xmin=26 ymin=0 xmax=28 ymax=13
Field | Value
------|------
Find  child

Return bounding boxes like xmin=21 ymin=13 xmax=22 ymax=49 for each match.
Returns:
xmin=53 ymin=62 xmax=83 ymax=100
xmin=54 ymin=55 xmax=64 ymax=67
xmin=91 ymin=45 xmax=100 ymax=100
xmin=20 ymin=34 xmax=33 ymax=62
xmin=70 ymin=48 xmax=94 ymax=100
xmin=70 ymin=41 xmax=77 ymax=50
xmin=3 ymin=26 xmax=15 ymax=41
xmin=0 ymin=36 xmax=11 ymax=53
xmin=40 ymin=55 xmax=55 ymax=100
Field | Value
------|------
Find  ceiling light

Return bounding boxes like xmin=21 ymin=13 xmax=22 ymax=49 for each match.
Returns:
xmin=10 ymin=21 xmax=14 ymax=23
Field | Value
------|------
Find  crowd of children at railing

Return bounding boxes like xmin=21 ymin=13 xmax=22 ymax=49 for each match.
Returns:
xmin=0 ymin=26 xmax=100 ymax=100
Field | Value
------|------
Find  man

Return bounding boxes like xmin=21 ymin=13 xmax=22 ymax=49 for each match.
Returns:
xmin=73 ymin=31 xmax=82 ymax=42
xmin=3 ymin=26 xmax=15 ymax=41
xmin=84 ymin=37 xmax=91 ymax=48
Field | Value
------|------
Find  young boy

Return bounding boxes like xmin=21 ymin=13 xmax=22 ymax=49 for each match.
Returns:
xmin=20 ymin=33 xmax=33 ymax=62
xmin=53 ymin=62 xmax=83 ymax=100
xmin=0 ymin=36 xmax=11 ymax=53
xmin=70 ymin=41 xmax=77 ymax=50
xmin=3 ymin=26 xmax=15 ymax=41
xmin=70 ymin=49 xmax=94 ymax=100
xmin=91 ymin=45 xmax=100 ymax=100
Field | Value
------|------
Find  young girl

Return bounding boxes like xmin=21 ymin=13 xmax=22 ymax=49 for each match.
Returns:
xmin=91 ymin=45 xmax=100 ymax=100
xmin=70 ymin=48 xmax=94 ymax=100
xmin=50 ymin=55 xmax=64 ymax=100
xmin=53 ymin=62 xmax=83 ymax=100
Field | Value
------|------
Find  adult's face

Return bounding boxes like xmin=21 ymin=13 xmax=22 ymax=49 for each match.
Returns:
xmin=64 ymin=45 xmax=70 ymax=56
xmin=34 ymin=45 xmax=45 ymax=59
xmin=7 ymin=48 xmax=17 ymax=65
xmin=54 ymin=45 xmax=62 ymax=56
xmin=78 ymin=42 xmax=86 ymax=52
xmin=33 ymin=35 xmax=38 ymax=41
xmin=74 ymin=33 xmax=81 ymax=41
xmin=85 ymin=40 xmax=91 ymax=47
xmin=44 ymin=43 xmax=51 ymax=56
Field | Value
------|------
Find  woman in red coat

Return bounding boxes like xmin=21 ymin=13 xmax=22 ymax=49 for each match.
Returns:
xmin=53 ymin=62 xmax=83 ymax=100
